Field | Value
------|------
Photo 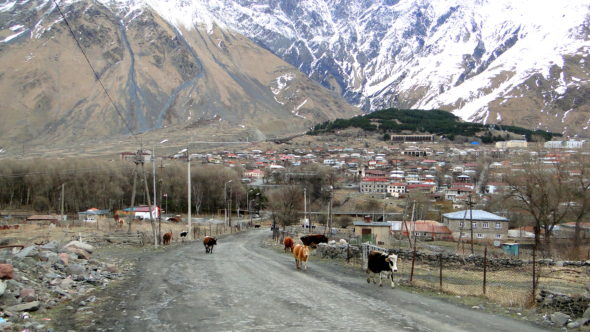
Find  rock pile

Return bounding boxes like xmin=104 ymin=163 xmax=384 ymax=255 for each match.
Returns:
xmin=0 ymin=240 xmax=123 ymax=331
xmin=537 ymin=289 xmax=590 ymax=328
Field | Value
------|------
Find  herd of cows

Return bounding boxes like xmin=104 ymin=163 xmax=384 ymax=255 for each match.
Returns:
xmin=160 ymin=230 xmax=400 ymax=288
xmin=283 ymin=234 xmax=400 ymax=288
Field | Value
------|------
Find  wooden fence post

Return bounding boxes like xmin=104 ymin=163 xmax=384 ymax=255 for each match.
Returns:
xmin=439 ymin=253 xmax=443 ymax=291
xmin=483 ymin=246 xmax=487 ymax=295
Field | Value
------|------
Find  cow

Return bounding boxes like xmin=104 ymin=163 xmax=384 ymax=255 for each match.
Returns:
xmin=203 ymin=236 xmax=217 ymax=254
xmin=366 ymin=251 xmax=399 ymax=288
xmin=162 ymin=232 xmax=172 ymax=245
xmin=293 ymin=244 xmax=310 ymax=270
xmin=283 ymin=236 xmax=294 ymax=252
xmin=300 ymin=234 xmax=328 ymax=248
xmin=179 ymin=231 xmax=188 ymax=242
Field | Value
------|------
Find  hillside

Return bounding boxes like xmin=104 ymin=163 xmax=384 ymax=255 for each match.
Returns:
xmin=0 ymin=0 xmax=359 ymax=154
xmin=308 ymin=108 xmax=561 ymax=143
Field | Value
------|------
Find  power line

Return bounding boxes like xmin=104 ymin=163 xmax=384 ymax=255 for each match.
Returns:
xmin=51 ymin=0 xmax=138 ymax=142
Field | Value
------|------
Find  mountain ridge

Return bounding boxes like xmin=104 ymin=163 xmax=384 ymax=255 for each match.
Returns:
xmin=92 ymin=0 xmax=590 ymax=136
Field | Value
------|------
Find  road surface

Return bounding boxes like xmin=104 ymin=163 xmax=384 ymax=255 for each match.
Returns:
xmin=78 ymin=230 xmax=549 ymax=331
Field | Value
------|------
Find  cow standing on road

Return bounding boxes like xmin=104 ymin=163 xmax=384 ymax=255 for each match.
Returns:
xmin=293 ymin=244 xmax=310 ymax=270
xmin=283 ymin=237 xmax=294 ymax=252
xmin=203 ymin=236 xmax=217 ymax=254
xmin=366 ymin=251 xmax=399 ymax=288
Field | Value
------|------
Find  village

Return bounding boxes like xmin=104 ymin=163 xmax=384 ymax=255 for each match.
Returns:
xmin=112 ymin=133 xmax=590 ymax=257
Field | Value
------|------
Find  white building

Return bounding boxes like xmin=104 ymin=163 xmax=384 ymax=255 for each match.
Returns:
xmin=544 ymin=140 xmax=585 ymax=149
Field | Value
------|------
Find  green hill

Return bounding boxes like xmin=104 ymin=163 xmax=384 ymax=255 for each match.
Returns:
xmin=308 ymin=108 xmax=561 ymax=143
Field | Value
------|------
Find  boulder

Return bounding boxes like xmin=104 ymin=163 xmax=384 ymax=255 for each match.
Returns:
xmin=19 ymin=288 xmax=36 ymax=302
xmin=105 ymin=264 xmax=118 ymax=273
xmin=14 ymin=246 xmax=39 ymax=259
xmin=58 ymin=253 xmax=70 ymax=265
xmin=59 ymin=277 xmax=74 ymax=289
xmin=65 ymin=247 xmax=91 ymax=260
xmin=40 ymin=241 xmax=59 ymax=252
xmin=66 ymin=263 xmax=86 ymax=277
xmin=5 ymin=300 xmax=40 ymax=312
xmin=0 ymin=280 xmax=6 ymax=296
xmin=584 ymin=306 xmax=590 ymax=319
xmin=63 ymin=241 xmax=94 ymax=253
xmin=0 ymin=264 xmax=14 ymax=280
xmin=550 ymin=312 xmax=571 ymax=326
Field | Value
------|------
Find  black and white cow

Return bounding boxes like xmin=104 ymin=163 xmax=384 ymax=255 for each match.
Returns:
xmin=366 ymin=250 xmax=399 ymax=288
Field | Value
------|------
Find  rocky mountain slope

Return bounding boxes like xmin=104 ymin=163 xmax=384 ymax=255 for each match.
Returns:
xmin=0 ymin=0 xmax=358 ymax=151
xmin=129 ymin=0 xmax=590 ymax=136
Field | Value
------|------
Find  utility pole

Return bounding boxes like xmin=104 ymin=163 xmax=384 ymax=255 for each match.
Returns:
xmin=187 ymin=149 xmax=192 ymax=240
xmin=304 ymin=187 xmax=308 ymax=232
xmin=467 ymin=194 xmax=475 ymax=255
xmin=60 ymin=183 xmax=65 ymax=221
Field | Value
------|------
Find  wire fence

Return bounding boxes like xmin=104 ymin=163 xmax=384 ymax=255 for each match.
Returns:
xmin=279 ymin=225 xmax=589 ymax=312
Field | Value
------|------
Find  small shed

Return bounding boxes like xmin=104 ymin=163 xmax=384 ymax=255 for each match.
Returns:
xmin=501 ymin=243 xmax=519 ymax=256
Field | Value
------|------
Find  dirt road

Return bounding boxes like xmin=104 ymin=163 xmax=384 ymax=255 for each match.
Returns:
xmin=73 ymin=230 xmax=549 ymax=331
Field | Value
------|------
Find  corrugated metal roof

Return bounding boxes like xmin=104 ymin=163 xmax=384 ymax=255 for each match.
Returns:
xmin=443 ymin=210 xmax=508 ymax=221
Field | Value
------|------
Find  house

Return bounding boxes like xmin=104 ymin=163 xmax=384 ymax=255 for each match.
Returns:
xmin=244 ymin=169 xmax=264 ymax=178
xmin=387 ymin=183 xmax=406 ymax=197
xmin=123 ymin=206 xmax=160 ymax=220
xmin=544 ymin=140 xmax=585 ymax=149
xmin=391 ymin=220 xmax=452 ymax=240
xmin=442 ymin=210 xmax=509 ymax=242
xmin=78 ymin=208 xmax=110 ymax=222
xmin=495 ymin=140 xmax=528 ymax=149
xmin=353 ymin=220 xmax=392 ymax=245
xmin=360 ymin=177 xmax=389 ymax=194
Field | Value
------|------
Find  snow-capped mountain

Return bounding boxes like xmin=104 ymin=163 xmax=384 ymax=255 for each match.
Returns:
xmin=1 ymin=0 xmax=589 ymax=147
xmin=109 ymin=0 xmax=590 ymax=135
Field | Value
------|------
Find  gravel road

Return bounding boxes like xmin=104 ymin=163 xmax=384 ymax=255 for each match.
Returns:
xmin=78 ymin=229 xmax=549 ymax=332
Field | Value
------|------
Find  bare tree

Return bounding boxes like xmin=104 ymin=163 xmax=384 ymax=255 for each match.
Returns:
xmin=268 ymin=185 xmax=303 ymax=230
xmin=505 ymin=154 xmax=572 ymax=255
xmin=568 ymin=154 xmax=590 ymax=255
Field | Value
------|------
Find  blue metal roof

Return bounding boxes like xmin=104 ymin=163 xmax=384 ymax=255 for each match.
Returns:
xmin=443 ymin=210 xmax=508 ymax=221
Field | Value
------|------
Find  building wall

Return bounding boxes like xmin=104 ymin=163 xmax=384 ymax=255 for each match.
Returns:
xmin=442 ymin=217 xmax=508 ymax=241
xmin=354 ymin=226 xmax=391 ymax=245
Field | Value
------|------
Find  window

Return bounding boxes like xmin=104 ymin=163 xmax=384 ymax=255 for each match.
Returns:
xmin=495 ymin=234 xmax=502 ymax=239
xmin=459 ymin=222 xmax=464 ymax=228
xmin=477 ymin=233 xmax=484 ymax=239
xmin=472 ymin=222 xmax=477 ymax=229
xmin=482 ymin=222 xmax=489 ymax=229
xmin=495 ymin=222 xmax=502 ymax=229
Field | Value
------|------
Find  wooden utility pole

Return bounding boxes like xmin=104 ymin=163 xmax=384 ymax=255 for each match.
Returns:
xmin=467 ymin=194 xmax=475 ymax=255
xmin=60 ymin=183 xmax=65 ymax=220
xmin=187 ymin=149 xmax=192 ymax=240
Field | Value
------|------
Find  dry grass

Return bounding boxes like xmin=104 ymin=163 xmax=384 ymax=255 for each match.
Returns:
xmin=0 ymin=217 xmax=240 ymax=246
xmin=400 ymin=261 xmax=589 ymax=308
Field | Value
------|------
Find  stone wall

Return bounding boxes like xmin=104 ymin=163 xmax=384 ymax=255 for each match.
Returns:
xmin=315 ymin=243 xmax=360 ymax=260
xmin=537 ymin=290 xmax=590 ymax=318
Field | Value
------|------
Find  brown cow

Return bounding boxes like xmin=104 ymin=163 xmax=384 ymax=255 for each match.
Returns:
xmin=293 ymin=244 xmax=310 ymax=270
xmin=162 ymin=232 xmax=172 ymax=245
xmin=203 ymin=236 xmax=217 ymax=254
xmin=283 ymin=236 xmax=294 ymax=252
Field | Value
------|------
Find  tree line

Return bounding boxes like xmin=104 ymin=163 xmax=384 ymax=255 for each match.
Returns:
xmin=308 ymin=108 xmax=560 ymax=142
xmin=0 ymin=158 xmax=258 ymax=215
